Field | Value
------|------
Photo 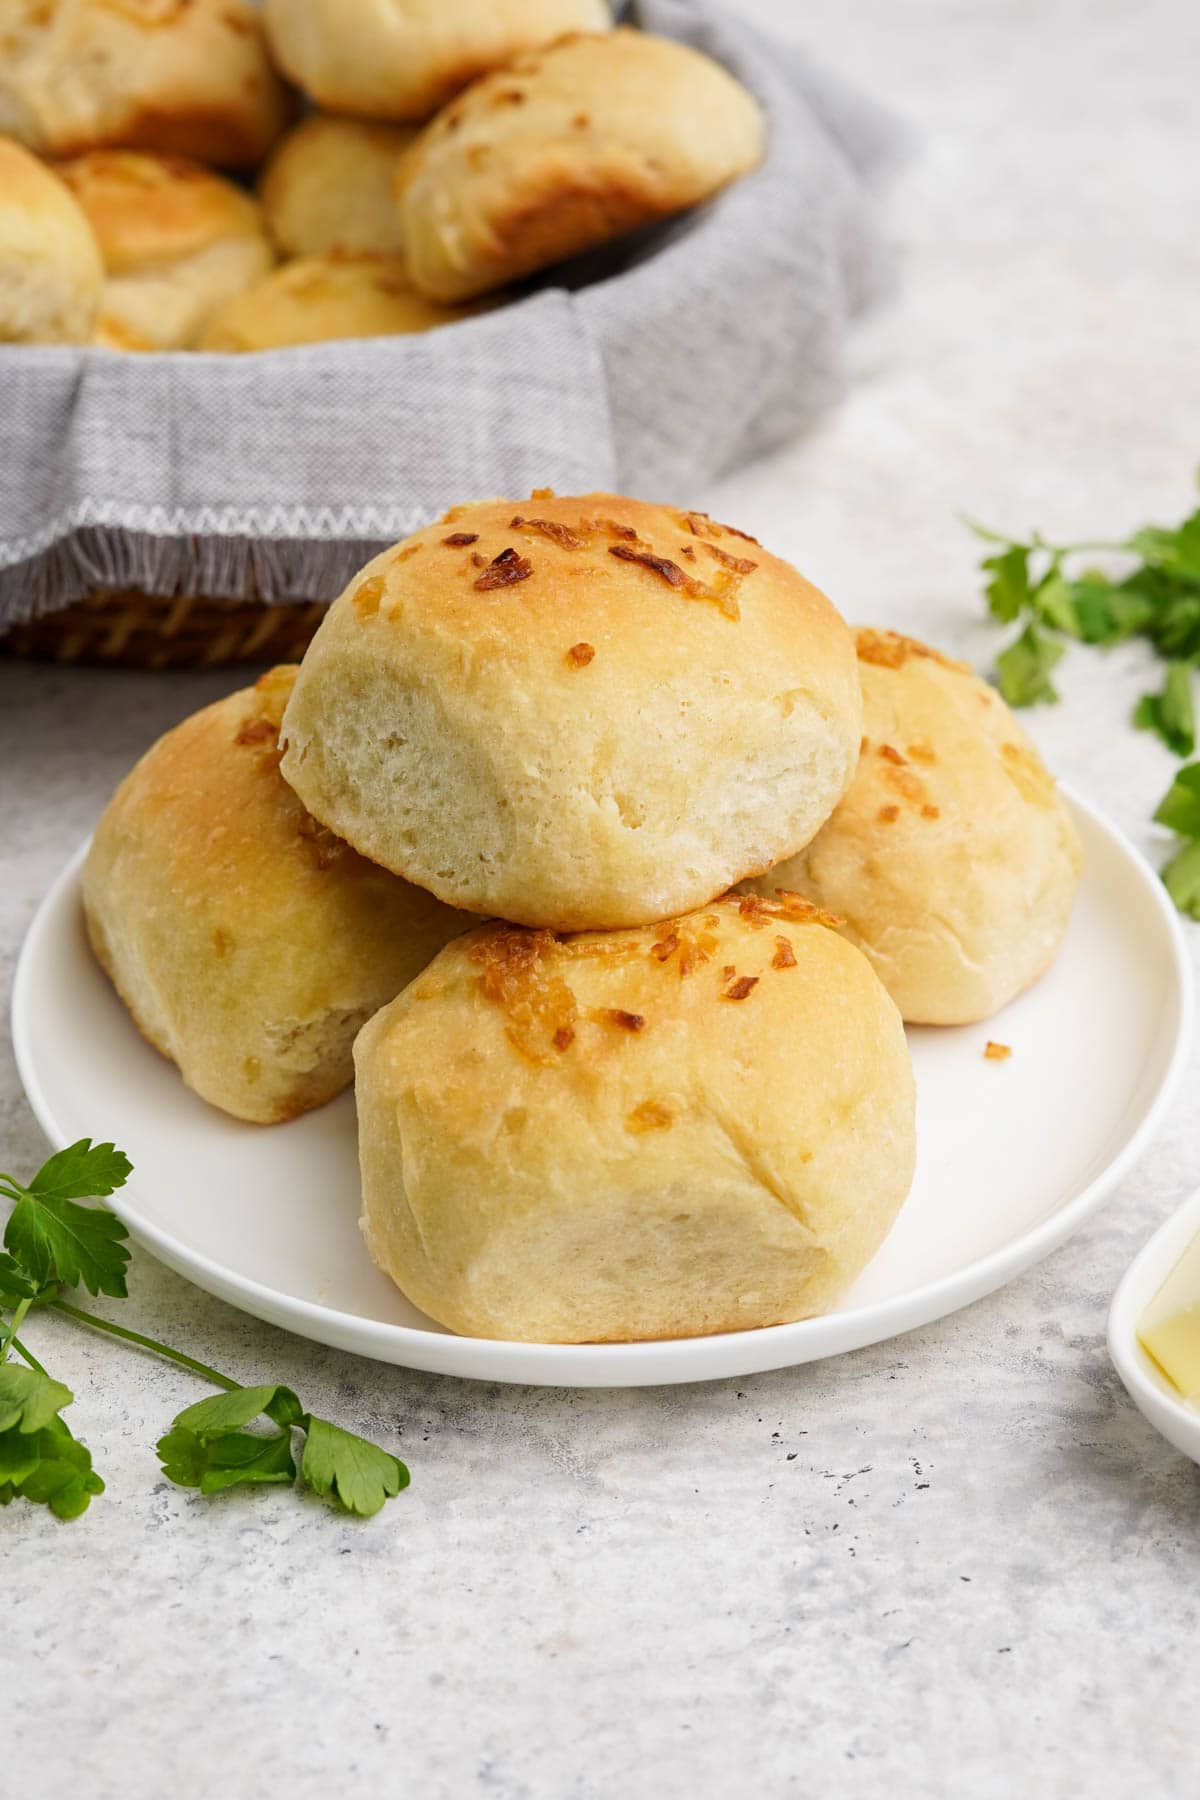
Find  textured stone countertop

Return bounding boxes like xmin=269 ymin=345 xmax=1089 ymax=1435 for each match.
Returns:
xmin=4 ymin=2 xmax=1200 ymax=1795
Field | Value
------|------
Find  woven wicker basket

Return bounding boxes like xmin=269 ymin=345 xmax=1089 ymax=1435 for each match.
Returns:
xmin=2 ymin=590 xmax=327 ymax=669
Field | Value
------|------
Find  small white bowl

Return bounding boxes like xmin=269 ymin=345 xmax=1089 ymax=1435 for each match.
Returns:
xmin=1108 ymin=1186 xmax=1200 ymax=1466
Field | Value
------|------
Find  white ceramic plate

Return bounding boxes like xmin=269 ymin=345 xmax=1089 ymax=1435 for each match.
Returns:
xmin=12 ymin=790 xmax=1192 ymax=1388
xmin=1108 ymin=1187 xmax=1200 ymax=1466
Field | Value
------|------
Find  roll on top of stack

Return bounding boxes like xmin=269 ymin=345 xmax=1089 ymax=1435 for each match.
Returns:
xmin=279 ymin=492 xmax=862 ymax=931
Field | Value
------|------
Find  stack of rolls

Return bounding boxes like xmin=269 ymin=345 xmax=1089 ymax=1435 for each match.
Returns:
xmin=0 ymin=0 xmax=766 ymax=352
xmin=83 ymin=490 xmax=1083 ymax=1344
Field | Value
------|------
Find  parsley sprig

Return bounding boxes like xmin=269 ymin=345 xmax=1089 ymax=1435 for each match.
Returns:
xmin=1152 ymin=764 xmax=1200 ymax=920
xmin=0 ymin=1140 xmax=408 ymax=1522
xmin=970 ymin=485 xmax=1200 ymax=909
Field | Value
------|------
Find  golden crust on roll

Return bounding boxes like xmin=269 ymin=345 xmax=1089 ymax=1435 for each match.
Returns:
xmin=744 ymin=629 xmax=1084 ymax=1025
xmin=355 ymin=895 xmax=916 ymax=1343
xmin=82 ymin=667 xmax=472 ymax=1125
xmin=263 ymin=0 xmax=611 ymax=125
xmin=196 ymin=252 xmax=490 ymax=351
xmin=259 ymin=114 xmax=416 ymax=259
xmin=0 ymin=134 xmax=102 ymax=342
xmin=56 ymin=150 xmax=273 ymax=350
xmin=279 ymin=492 xmax=862 ymax=931
xmin=398 ymin=28 xmax=765 ymax=302
xmin=0 ymin=0 xmax=291 ymax=167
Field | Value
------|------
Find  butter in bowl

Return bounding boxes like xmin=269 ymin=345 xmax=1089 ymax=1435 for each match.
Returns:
xmin=1138 ymin=1234 xmax=1200 ymax=1410
xmin=1109 ymin=1185 xmax=1200 ymax=1467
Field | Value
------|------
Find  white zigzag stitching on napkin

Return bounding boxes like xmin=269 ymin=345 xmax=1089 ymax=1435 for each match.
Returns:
xmin=0 ymin=498 xmax=429 ymax=570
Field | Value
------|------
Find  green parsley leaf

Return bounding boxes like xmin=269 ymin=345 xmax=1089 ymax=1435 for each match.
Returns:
xmin=995 ymin=623 xmax=1064 ymax=707
xmin=153 ymin=1424 xmax=209 ymax=1488
xmin=1154 ymin=756 xmax=1200 ymax=919
xmin=1 ymin=1136 xmax=411 ymax=1523
xmin=0 ymin=1424 xmax=45 ymax=1488
xmin=0 ymin=1363 xmax=73 ymax=1434
xmin=1128 ymin=508 xmax=1200 ymax=581
xmin=1149 ymin=587 xmax=1200 ymax=660
xmin=156 ymin=1384 xmax=305 ymax=1496
xmin=1161 ymin=838 xmax=1200 ymax=920
xmin=157 ymin=1423 xmax=296 ymax=1495
xmin=981 ymin=543 xmax=1033 ymax=623
xmin=1032 ymin=570 xmax=1080 ymax=637
xmin=4 ymin=1193 xmax=130 ymax=1299
xmin=156 ymin=1385 xmax=407 ymax=1513
xmin=2 ymin=1139 xmax=132 ymax=1298
xmin=1153 ymin=762 xmax=1200 ymax=837
xmin=300 ymin=1416 xmax=409 ymax=1518
xmin=23 ymin=1140 xmax=132 ymax=1204
xmin=170 ymin=1383 xmax=304 ymax=1440
xmin=0 ymin=1253 xmax=37 ymax=1301
xmin=5 ymin=1414 xmax=105 ymax=1520
xmin=1097 ymin=580 xmax=1157 ymax=643
xmin=1134 ymin=662 xmax=1196 ymax=757
xmin=196 ymin=1430 xmax=295 ymax=1495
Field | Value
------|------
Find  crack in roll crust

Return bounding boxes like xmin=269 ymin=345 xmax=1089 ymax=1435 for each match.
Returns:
xmin=355 ymin=897 xmax=916 ymax=1343
xmin=279 ymin=491 xmax=862 ymax=931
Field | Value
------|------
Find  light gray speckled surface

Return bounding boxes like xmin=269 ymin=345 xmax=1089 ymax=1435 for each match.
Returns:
xmin=4 ymin=2 xmax=1200 ymax=1795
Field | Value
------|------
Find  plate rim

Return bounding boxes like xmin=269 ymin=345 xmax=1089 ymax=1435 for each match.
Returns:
xmin=12 ymin=786 xmax=1194 ymax=1387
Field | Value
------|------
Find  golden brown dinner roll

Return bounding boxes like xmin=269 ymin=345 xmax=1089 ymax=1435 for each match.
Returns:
xmin=196 ymin=252 xmax=490 ymax=352
xmin=0 ymin=134 xmax=102 ymax=341
xmin=356 ymin=894 xmax=916 ymax=1343
xmin=55 ymin=151 xmax=274 ymax=350
xmin=259 ymin=114 xmax=417 ymax=258
xmin=743 ymin=629 xmax=1084 ymax=1025
xmin=82 ymin=667 xmax=472 ymax=1125
xmin=398 ymin=28 xmax=765 ymax=302
xmin=263 ymin=0 xmax=610 ymax=124
xmin=280 ymin=493 xmax=861 ymax=931
xmin=0 ymin=0 xmax=290 ymax=167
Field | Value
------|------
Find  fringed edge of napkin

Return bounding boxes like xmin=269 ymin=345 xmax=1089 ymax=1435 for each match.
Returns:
xmin=0 ymin=519 xmax=434 ymax=624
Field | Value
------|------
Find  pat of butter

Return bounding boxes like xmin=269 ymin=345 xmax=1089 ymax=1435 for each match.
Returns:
xmin=1138 ymin=1230 xmax=1200 ymax=1404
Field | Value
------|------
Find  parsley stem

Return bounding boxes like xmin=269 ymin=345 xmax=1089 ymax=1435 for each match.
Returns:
xmin=10 ymin=1335 xmax=47 ymax=1376
xmin=0 ymin=1296 xmax=32 ymax=1365
xmin=50 ymin=1299 xmax=240 ymax=1392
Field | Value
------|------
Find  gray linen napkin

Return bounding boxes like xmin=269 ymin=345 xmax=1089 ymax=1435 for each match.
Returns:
xmin=0 ymin=0 xmax=900 ymax=626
